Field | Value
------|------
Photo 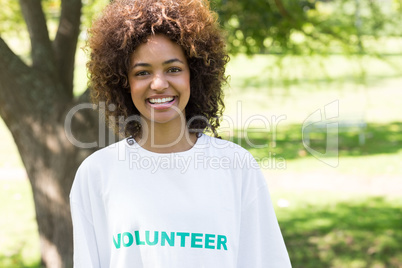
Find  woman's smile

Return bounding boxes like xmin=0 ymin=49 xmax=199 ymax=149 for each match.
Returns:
xmin=146 ymin=95 xmax=177 ymax=110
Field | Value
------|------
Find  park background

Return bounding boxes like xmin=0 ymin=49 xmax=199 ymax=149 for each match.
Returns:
xmin=0 ymin=0 xmax=401 ymax=267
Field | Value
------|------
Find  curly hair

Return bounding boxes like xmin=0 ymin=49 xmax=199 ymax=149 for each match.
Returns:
xmin=87 ymin=0 xmax=229 ymax=138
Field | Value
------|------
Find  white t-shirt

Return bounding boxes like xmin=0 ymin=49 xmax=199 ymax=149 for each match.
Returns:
xmin=70 ymin=134 xmax=291 ymax=268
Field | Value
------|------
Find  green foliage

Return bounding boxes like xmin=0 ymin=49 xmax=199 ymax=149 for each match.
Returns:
xmin=81 ymin=0 xmax=110 ymax=30
xmin=0 ymin=0 xmax=24 ymax=34
xmin=212 ymin=0 xmax=402 ymax=55
xmin=211 ymin=0 xmax=312 ymax=54
xmin=0 ymin=0 xmax=109 ymax=39
xmin=0 ymin=0 xmax=62 ymax=34
xmin=2 ymin=0 xmax=401 ymax=56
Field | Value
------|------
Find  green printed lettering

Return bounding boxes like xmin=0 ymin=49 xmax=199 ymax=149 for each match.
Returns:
xmin=176 ymin=232 xmax=190 ymax=247
xmin=161 ymin=232 xmax=175 ymax=246
xmin=191 ymin=233 xmax=203 ymax=248
xmin=145 ymin=231 xmax=159 ymax=246
xmin=113 ymin=233 xmax=121 ymax=249
xmin=114 ymin=230 xmax=226 ymax=250
xmin=204 ymin=234 xmax=215 ymax=249
xmin=217 ymin=235 xmax=227 ymax=250
xmin=135 ymin=230 xmax=145 ymax=245
xmin=122 ymin=232 xmax=133 ymax=247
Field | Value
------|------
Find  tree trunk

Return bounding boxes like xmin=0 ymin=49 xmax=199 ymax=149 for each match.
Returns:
xmin=10 ymin=110 xmax=101 ymax=267
xmin=0 ymin=1 xmax=101 ymax=266
xmin=1 ymin=66 xmax=101 ymax=267
xmin=24 ymin=136 xmax=76 ymax=268
xmin=1 ymin=83 xmax=105 ymax=267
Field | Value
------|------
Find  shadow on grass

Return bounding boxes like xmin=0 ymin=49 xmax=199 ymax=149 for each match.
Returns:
xmin=223 ymin=122 xmax=402 ymax=160
xmin=278 ymin=196 xmax=402 ymax=268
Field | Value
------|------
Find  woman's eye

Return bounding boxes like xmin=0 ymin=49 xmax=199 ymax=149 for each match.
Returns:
xmin=168 ymin=67 xmax=181 ymax=73
xmin=135 ymin=71 xmax=149 ymax=76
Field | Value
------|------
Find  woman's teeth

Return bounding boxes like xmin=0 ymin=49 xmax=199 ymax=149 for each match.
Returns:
xmin=148 ymin=97 xmax=174 ymax=104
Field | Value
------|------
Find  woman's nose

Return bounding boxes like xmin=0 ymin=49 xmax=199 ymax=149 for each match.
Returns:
xmin=150 ymin=74 xmax=168 ymax=91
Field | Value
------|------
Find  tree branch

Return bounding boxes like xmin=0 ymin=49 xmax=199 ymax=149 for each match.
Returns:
xmin=0 ymin=37 xmax=32 ymax=128
xmin=54 ymin=0 xmax=82 ymax=98
xmin=0 ymin=38 xmax=29 ymax=78
xmin=19 ymin=0 xmax=55 ymax=74
xmin=274 ymin=0 xmax=292 ymax=19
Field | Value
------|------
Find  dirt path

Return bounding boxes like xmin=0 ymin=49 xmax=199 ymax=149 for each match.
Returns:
xmin=264 ymin=170 xmax=402 ymax=197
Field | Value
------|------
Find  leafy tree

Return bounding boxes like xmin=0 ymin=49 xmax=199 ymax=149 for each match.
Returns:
xmin=0 ymin=0 xmax=400 ymax=267
xmin=213 ymin=0 xmax=402 ymax=55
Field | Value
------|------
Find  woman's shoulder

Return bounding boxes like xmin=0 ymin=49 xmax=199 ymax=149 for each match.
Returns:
xmin=198 ymin=134 xmax=254 ymax=160
xmin=78 ymin=138 xmax=129 ymax=168
xmin=200 ymin=134 xmax=250 ymax=153
xmin=199 ymin=134 xmax=262 ymax=176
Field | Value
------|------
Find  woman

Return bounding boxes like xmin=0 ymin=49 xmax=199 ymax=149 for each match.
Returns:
xmin=70 ymin=0 xmax=291 ymax=267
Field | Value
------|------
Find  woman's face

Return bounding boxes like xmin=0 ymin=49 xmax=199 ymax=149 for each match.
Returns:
xmin=128 ymin=34 xmax=191 ymax=126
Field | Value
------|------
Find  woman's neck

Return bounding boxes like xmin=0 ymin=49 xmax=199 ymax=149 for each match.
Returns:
xmin=135 ymin=116 xmax=197 ymax=153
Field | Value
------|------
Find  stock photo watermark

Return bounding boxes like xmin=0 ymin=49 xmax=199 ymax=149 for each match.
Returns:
xmin=125 ymin=151 xmax=286 ymax=174
xmin=302 ymin=100 xmax=340 ymax=168
xmin=64 ymin=100 xmax=341 ymax=169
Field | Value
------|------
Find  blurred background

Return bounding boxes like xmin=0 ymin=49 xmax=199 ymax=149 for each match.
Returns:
xmin=1 ymin=0 xmax=401 ymax=267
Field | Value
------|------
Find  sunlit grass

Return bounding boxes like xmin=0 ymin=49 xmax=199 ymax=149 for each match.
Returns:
xmin=271 ymin=193 xmax=402 ymax=268
xmin=0 ymin=179 xmax=40 ymax=268
xmin=224 ymin=54 xmax=402 ymax=124
xmin=219 ymin=121 xmax=402 ymax=176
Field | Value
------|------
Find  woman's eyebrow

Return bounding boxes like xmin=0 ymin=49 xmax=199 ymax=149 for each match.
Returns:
xmin=131 ymin=58 xmax=184 ymax=69
xmin=131 ymin=62 xmax=151 ymax=69
xmin=162 ymin=58 xmax=184 ymax=65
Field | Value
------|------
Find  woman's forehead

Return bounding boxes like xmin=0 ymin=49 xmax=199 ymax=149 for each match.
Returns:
xmin=130 ymin=35 xmax=187 ymax=64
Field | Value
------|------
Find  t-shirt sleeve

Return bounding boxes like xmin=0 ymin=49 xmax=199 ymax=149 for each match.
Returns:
xmin=70 ymin=162 xmax=101 ymax=268
xmin=237 ymin=161 xmax=292 ymax=267
xmin=70 ymin=201 xmax=100 ymax=268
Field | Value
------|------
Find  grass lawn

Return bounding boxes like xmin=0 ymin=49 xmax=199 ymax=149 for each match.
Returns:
xmin=1 ymin=52 xmax=402 ymax=267
xmin=0 ymin=179 xmax=40 ymax=268
xmin=274 ymin=193 xmax=402 ymax=268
